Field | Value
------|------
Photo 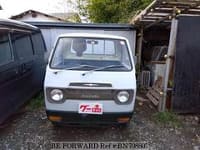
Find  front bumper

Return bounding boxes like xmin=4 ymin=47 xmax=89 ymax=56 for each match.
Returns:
xmin=46 ymin=110 xmax=133 ymax=125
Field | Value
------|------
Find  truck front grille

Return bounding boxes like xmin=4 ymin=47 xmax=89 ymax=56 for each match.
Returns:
xmin=63 ymin=89 xmax=115 ymax=100
xmin=46 ymin=88 xmax=134 ymax=103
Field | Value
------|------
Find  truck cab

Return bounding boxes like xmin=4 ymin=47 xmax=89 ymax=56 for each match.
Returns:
xmin=44 ymin=33 xmax=136 ymax=125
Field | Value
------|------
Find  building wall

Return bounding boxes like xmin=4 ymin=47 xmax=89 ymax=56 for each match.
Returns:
xmin=41 ymin=28 xmax=136 ymax=52
xmin=14 ymin=13 xmax=62 ymax=22
xmin=39 ymin=27 xmax=136 ymax=64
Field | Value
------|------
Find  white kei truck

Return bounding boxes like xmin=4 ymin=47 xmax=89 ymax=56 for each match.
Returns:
xmin=44 ymin=33 xmax=136 ymax=126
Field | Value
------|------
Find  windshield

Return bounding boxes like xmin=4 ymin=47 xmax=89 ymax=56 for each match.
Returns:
xmin=50 ymin=37 xmax=132 ymax=71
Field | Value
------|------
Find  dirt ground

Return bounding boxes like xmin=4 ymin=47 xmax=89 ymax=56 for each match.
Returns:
xmin=0 ymin=98 xmax=199 ymax=150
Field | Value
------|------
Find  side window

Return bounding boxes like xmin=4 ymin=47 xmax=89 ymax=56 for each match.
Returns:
xmin=31 ymin=32 xmax=46 ymax=54
xmin=11 ymin=32 xmax=33 ymax=60
xmin=120 ymin=41 xmax=131 ymax=68
xmin=0 ymin=30 xmax=13 ymax=65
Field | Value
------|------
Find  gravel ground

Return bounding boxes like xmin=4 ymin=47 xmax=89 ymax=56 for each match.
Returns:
xmin=0 ymin=99 xmax=199 ymax=150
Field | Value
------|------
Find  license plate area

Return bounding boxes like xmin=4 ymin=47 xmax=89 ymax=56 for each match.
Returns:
xmin=78 ymin=103 xmax=103 ymax=115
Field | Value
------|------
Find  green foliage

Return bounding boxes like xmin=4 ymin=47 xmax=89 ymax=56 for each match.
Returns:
xmin=68 ymin=14 xmax=82 ymax=23
xmin=27 ymin=93 xmax=44 ymax=110
xmin=85 ymin=0 xmax=153 ymax=23
xmin=152 ymin=111 xmax=182 ymax=128
xmin=77 ymin=0 xmax=88 ymax=17
xmin=168 ymin=80 xmax=174 ymax=88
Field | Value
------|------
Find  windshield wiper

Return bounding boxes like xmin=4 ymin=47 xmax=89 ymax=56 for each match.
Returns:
xmin=53 ymin=64 xmax=97 ymax=74
xmin=82 ymin=65 xmax=126 ymax=76
xmin=64 ymin=64 xmax=97 ymax=70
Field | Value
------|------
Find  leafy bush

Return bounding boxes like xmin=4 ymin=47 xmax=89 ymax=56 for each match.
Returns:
xmin=85 ymin=0 xmax=153 ymax=23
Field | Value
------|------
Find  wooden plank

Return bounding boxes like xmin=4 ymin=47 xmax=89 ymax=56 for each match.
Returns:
xmin=153 ymin=84 xmax=162 ymax=91
xmin=146 ymin=93 xmax=159 ymax=106
xmin=131 ymin=0 xmax=157 ymax=24
xmin=152 ymin=86 xmax=162 ymax=93
xmin=144 ymin=15 xmax=171 ymax=29
xmin=136 ymin=96 xmax=149 ymax=102
xmin=149 ymin=89 xmax=161 ymax=100
xmin=151 ymin=61 xmax=166 ymax=64
xmin=137 ymin=28 xmax=143 ymax=71
xmin=143 ymin=16 xmax=163 ymax=20
xmin=159 ymin=19 xmax=178 ymax=112
xmin=153 ymin=8 xmax=200 ymax=15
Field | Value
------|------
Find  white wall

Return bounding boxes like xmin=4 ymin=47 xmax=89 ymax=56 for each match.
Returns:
xmin=40 ymin=27 xmax=136 ymax=64
xmin=41 ymin=28 xmax=136 ymax=53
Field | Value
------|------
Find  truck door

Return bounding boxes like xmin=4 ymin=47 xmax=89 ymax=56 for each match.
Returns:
xmin=0 ymin=30 xmax=20 ymax=124
xmin=11 ymin=31 xmax=35 ymax=105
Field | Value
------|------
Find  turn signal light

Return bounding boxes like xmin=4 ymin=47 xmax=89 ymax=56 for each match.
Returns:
xmin=48 ymin=115 xmax=62 ymax=122
xmin=117 ymin=117 xmax=130 ymax=123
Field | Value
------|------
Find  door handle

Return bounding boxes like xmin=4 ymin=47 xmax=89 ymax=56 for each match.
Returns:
xmin=21 ymin=61 xmax=33 ymax=72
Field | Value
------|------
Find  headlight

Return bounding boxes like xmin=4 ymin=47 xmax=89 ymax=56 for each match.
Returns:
xmin=50 ymin=89 xmax=63 ymax=101
xmin=117 ymin=91 xmax=129 ymax=103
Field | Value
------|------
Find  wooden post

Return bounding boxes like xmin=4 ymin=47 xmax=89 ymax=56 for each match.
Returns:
xmin=159 ymin=18 xmax=178 ymax=112
xmin=137 ymin=27 xmax=143 ymax=73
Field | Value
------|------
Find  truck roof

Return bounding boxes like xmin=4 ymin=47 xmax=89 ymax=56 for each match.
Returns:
xmin=26 ymin=22 xmax=135 ymax=30
xmin=58 ymin=33 xmax=128 ymax=40
xmin=0 ymin=18 xmax=39 ymax=31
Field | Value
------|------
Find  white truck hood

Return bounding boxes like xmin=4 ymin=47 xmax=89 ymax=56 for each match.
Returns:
xmin=44 ymin=70 xmax=136 ymax=89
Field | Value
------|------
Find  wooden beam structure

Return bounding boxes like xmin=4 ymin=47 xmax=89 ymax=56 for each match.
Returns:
xmin=131 ymin=0 xmax=200 ymax=27
xmin=131 ymin=0 xmax=200 ymax=111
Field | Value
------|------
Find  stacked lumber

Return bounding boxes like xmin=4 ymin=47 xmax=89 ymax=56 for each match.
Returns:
xmin=146 ymin=76 xmax=163 ymax=106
